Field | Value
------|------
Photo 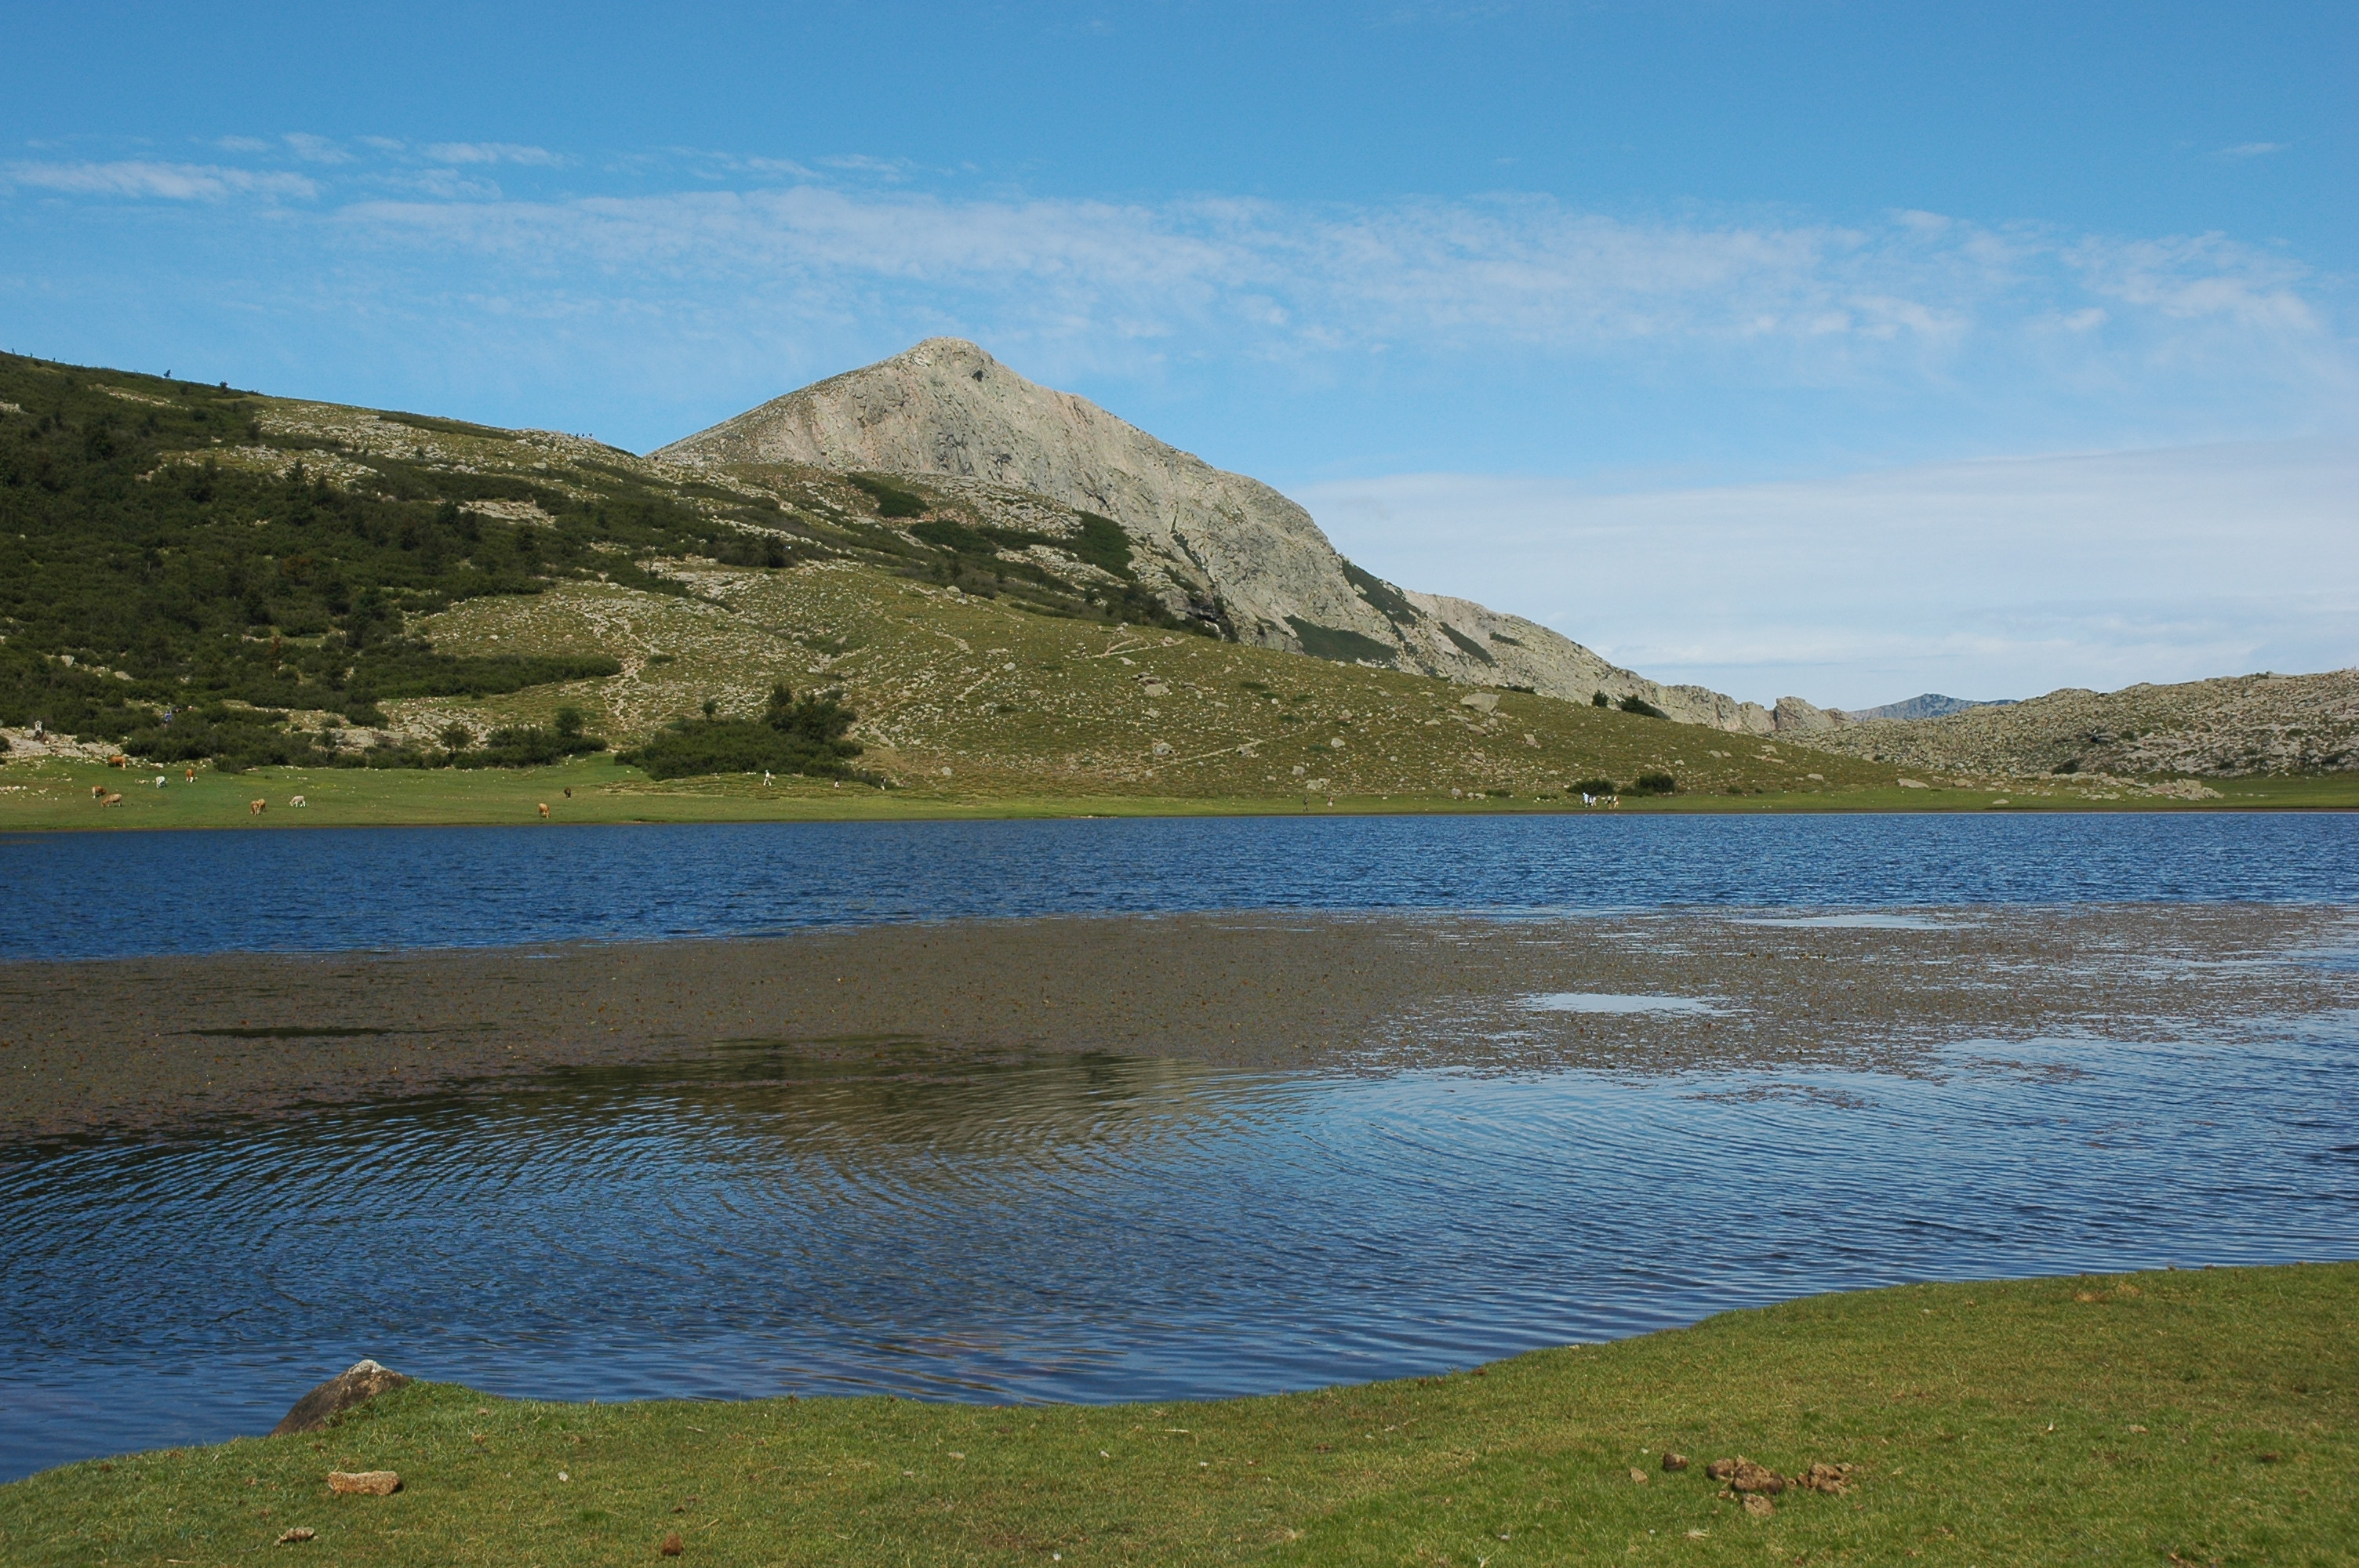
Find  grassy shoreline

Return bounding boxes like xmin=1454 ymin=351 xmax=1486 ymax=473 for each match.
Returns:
xmin=2 ymin=1262 xmax=2350 ymax=1564
xmin=5 ymin=754 xmax=2354 ymax=830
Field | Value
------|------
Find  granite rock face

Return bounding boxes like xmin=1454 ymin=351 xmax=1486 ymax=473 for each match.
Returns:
xmin=656 ymin=339 xmax=1774 ymax=733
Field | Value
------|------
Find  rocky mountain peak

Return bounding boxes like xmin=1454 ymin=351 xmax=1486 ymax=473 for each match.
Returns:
xmin=656 ymin=340 xmax=1779 ymax=733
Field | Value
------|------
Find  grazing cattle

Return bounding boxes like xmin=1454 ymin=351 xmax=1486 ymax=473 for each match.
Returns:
xmin=562 ymin=786 xmax=572 ymax=799
xmin=184 ymin=768 xmax=196 ymax=783
xmin=249 ymin=799 xmax=267 ymax=815
xmin=100 ymin=792 xmax=122 ymax=807
xmin=107 ymin=754 xmax=129 ymax=768
xmin=91 ymin=784 xmax=107 ymax=800
xmin=763 ymin=771 xmax=774 ymax=786
xmin=536 ymin=801 xmax=550 ymax=819
xmin=154 ymin=775 xmax=168 ymax=789
xmin=289 ymin=795 xmax=307 ymax=808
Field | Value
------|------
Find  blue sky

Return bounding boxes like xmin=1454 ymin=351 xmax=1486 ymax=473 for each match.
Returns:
xmin=3 ymin=2 xmax=2350 ymax=706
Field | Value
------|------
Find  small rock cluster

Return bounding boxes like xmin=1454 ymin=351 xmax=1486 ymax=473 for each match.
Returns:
xmin=1648 ymin=1450 xmax=1856 ymax=1521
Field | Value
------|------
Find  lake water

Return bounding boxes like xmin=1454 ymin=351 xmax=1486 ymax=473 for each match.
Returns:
xmin=2 ymin=813 xmax=2354 ymax=1482
xmin=2 ymin=811 xmax=2352 ymax=959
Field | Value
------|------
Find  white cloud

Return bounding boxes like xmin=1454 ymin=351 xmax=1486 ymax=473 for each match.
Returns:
xmin=422 ymin=142 xmax=562 ymax=166
xmin=318 ymin=180 xmax=2343 ymax=405
xmin=2215 ymin=141 xmax=2288 ymax=158
xmin=1 ymin=160 xmax=317 ymax=201
xmin=1300 ymin=437 xmax=2359 ymax=707
xmin=281 ymin=132 xmax=352 ymax=165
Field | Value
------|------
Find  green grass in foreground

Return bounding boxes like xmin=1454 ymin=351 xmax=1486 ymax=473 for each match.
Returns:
xmin=4 ymin=1263 xmax=2351 ymax=1564
xmin=4 ymin=755 xmax=2354 ymax=829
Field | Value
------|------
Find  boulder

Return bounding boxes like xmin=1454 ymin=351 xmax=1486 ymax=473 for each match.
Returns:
xmin=327 ymin=1470 xmax=402 ymax=1496
xmin=270 ymin=1360 xmax=411 ymax=1436
xmin=1772 ymin=697 xmax=1844 ymax=734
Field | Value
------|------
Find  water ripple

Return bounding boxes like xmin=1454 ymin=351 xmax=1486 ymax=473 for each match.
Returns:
xmin=4 ymin=1019 xmax=2356 ymax=1480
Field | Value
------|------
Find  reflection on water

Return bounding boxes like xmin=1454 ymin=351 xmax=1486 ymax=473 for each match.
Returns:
xmin=5 ymin=1022 xmax=2357 ymax=1482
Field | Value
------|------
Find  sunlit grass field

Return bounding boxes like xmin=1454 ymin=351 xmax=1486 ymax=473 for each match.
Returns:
xmin=3 ymin=751 xmax=2350 ymax=831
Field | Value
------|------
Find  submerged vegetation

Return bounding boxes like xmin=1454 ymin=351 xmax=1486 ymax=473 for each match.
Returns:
xmin=2 ymin=1262 xmax=2347 ymax=1563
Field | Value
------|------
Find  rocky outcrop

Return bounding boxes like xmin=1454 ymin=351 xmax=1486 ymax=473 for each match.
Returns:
xmin=1773 ymin=696 xmax=1845 ymax=734
xmin=656 ymin=339 xmax=1776 ymax=732
xmin=1796 ymin=669 xmax=2359 ymax=777
xmin=269 ymin=1359 xmax=410 ymax=1436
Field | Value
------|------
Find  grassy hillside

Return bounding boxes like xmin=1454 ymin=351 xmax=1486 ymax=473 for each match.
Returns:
xmin=3 ymin=1262 xmax=2350 ymax=1564
xmin=382 ymin=564 xmax=1897 ymax=801
xmin=0 ymin=354 xmax=1198 ymax=774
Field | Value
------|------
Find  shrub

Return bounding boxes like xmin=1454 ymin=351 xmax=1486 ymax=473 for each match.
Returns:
xmin=1592 ymin=691 xmax=1610 ymax=707
xmin=850 ymin=474 xmax=929 ymax=519
xmin=1633 ymin=771 xmax=1678 ymax=794
xmin=1572 ymin=777 xmax=1616 ymax=797
xmin=1618 ymin=695 xmax=1670 ymax=720
xmin=620 ymin=682 xmax=868 ymax=782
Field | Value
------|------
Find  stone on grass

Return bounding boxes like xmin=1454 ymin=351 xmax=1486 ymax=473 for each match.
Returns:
xmin=327 ymin=1470 xmax=401 ymax=1496
xmin=270 ymin=1360 xmax=409 ymax=1436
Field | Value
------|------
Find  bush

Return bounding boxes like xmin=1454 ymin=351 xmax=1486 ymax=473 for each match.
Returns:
xmin=1572 ymin=777 xmax=1616 ymax=797
xmin=619 ymin=682 xmax=868 ymax=781
xmin=1618 ymin=694 xmax=1670 ymax=720
xmin=850 ymin=474 xmax=929 ymax=519
xmin=1633 ymin=771 xmax=1678 ymax=794
xmin=1592 ymin=691 xmax=1610 ymax=707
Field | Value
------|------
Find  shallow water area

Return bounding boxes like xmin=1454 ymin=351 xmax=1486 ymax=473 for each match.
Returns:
xmin=5 ymin=1011 xmax=2357 ymax=1483
xmin=1522 ymin=993 xmax=1725 ymax=1014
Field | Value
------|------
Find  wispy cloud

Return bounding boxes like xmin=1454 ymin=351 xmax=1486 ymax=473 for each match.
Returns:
xmin=6 ymin=136 xmax=2346 ymax=472
xmin=2214 ymin=141 xmax=2288 ymax=159
xmin=281 ymin=132 xmax=353 ymax=165
xmin=1 ymin=159 xmax=318 ymax=201
xmin=328 ymin=179 xmax=2339 ymax=387
xmin=423 ymin=142 xmax=562 ymax=167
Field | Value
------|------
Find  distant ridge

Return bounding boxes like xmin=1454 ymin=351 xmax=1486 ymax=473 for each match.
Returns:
xmin=1842 ymin=694 xmax=2020 ymax=723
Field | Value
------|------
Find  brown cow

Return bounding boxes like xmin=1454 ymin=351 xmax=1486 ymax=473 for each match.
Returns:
xmin=184 ymin=767 xmax=196 ymax=783
xmin=107 ymin=754 xmax=129 ymax=768
xmin=536 ymin=801 xmax=551 ymax=820
xmin=91 ymin=784 xmax=107 ymax=800
xmin=249 ymin=799 xmax=268 ymax=815
xmin=100 ymin=792 xmax=123 ymax=807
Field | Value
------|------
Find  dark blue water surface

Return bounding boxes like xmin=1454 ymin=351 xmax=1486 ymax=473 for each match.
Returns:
xmin=2 ymin=810 xmax=2353 ymax=958
xmin=1 ymin=812 xmax=2354 ymax=1483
